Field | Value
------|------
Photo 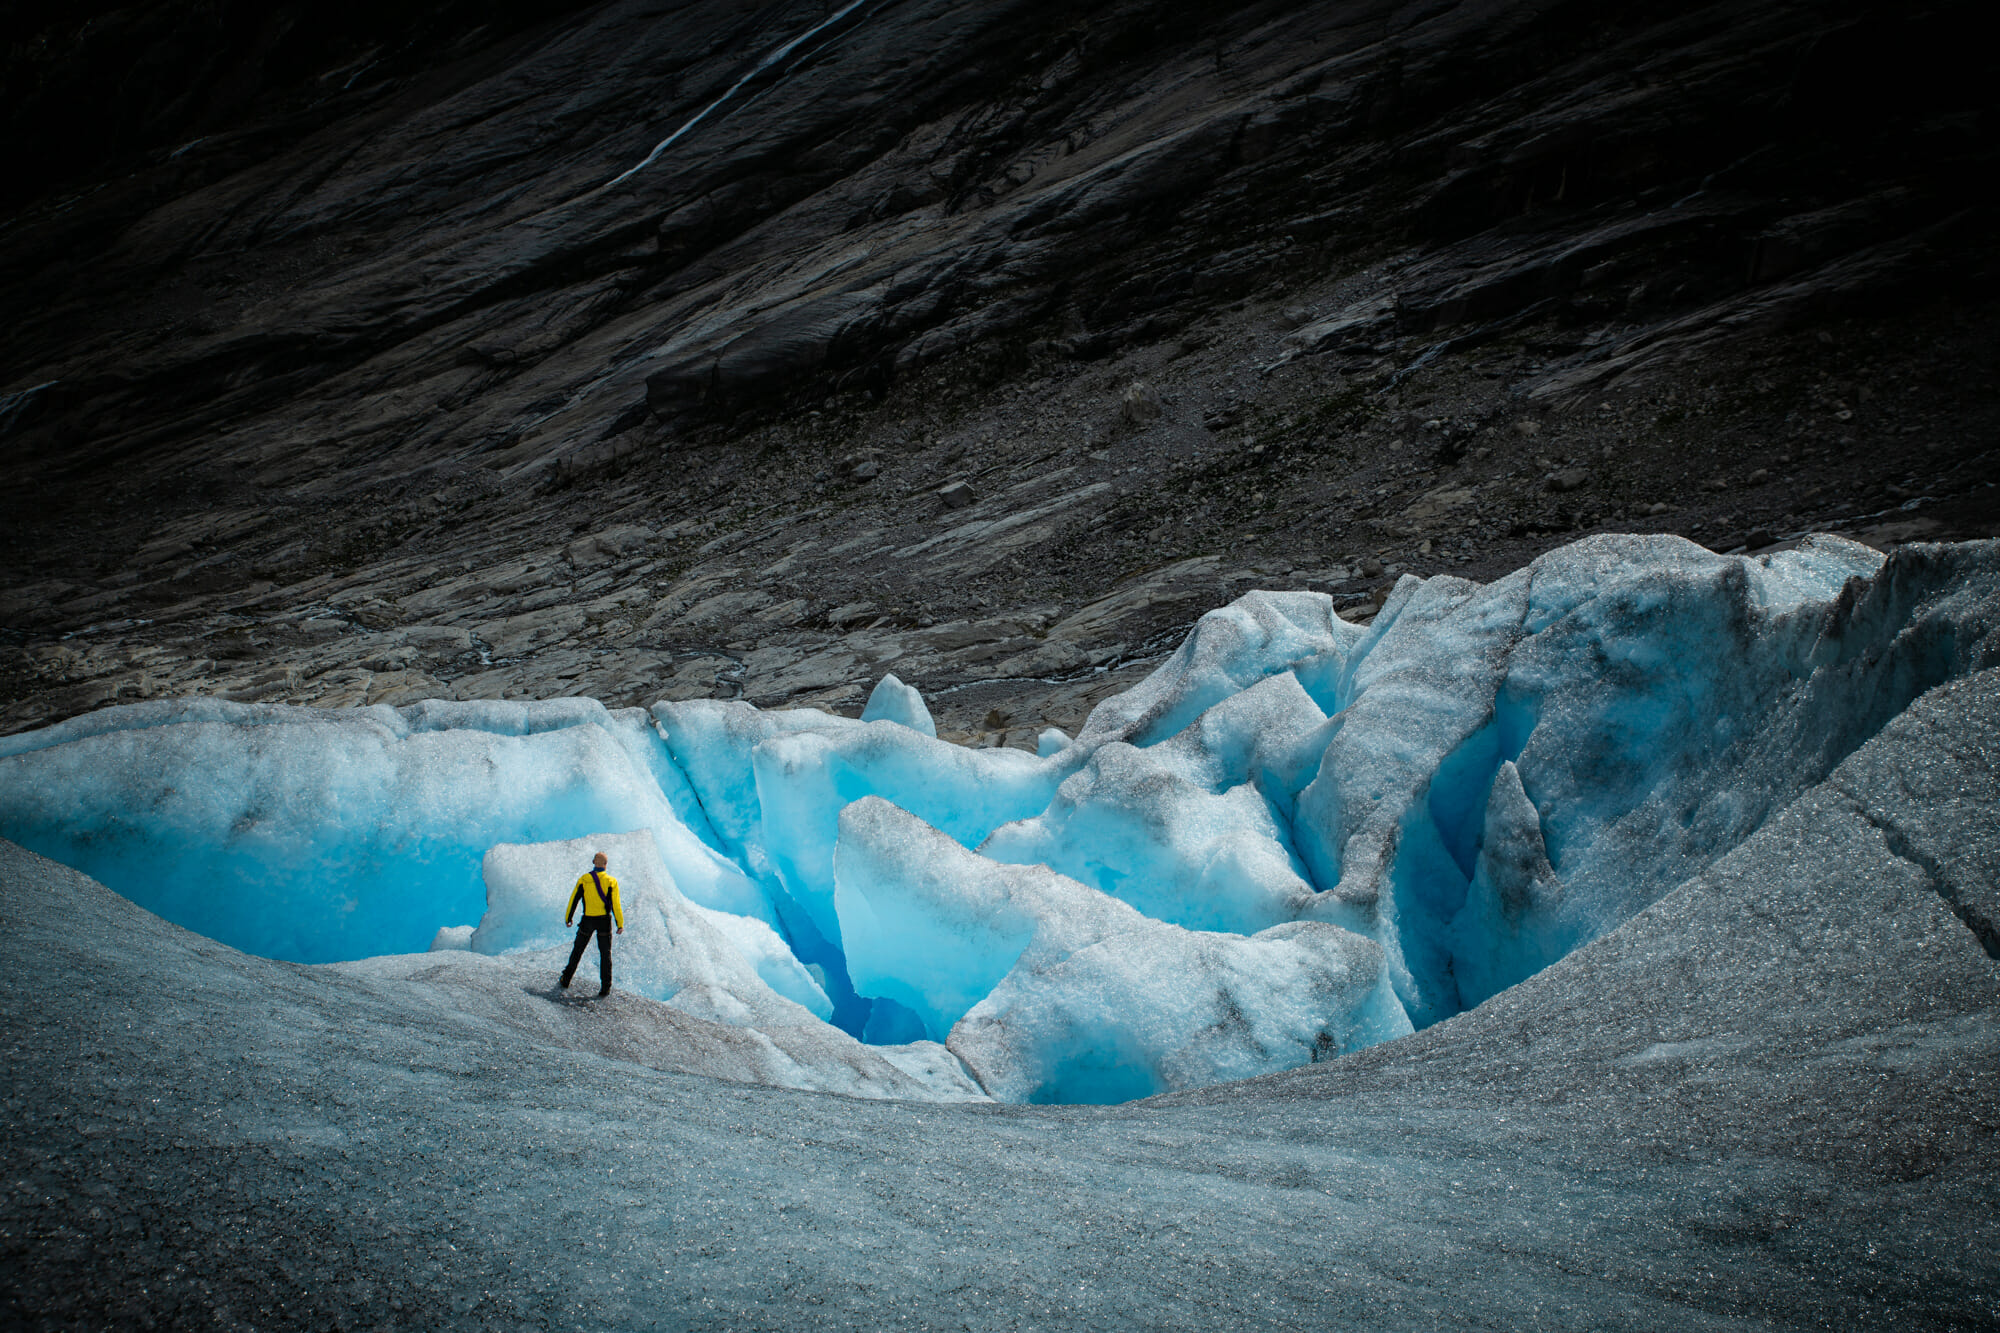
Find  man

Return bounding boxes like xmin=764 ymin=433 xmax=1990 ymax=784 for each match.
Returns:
xmin=561 ymin=851 xmax=624 ymax=997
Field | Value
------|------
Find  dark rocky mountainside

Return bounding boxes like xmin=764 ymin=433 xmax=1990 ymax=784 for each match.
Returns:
xmin=3 ymin=0 xmax=1995 ymax=738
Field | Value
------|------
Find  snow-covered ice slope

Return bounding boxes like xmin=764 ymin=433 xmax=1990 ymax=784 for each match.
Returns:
xmin=2 ymin=534 xmax=1995 ymax=1101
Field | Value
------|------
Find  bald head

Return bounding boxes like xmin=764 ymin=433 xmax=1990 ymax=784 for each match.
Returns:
xmin=593 ymin=852 xmax=608 ymax=868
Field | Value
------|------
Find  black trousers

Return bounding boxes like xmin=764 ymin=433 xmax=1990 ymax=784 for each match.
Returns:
xmin=563 ymin=915 xmax=613 ymax=991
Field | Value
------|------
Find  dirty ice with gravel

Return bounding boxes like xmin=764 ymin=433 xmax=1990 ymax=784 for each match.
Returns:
xmin=3 ymin=532 xmax=1994 ymax=1104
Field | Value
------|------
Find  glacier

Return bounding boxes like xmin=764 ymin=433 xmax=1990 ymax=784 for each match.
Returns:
xmin=2 ymin=533 xmax=1995 ymax=1103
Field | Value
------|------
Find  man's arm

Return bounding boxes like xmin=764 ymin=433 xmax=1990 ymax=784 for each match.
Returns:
xmin=610 ymin=880 xmax=625 ymax=933
xmin=565 ymin=882 xmax=584 ymax=926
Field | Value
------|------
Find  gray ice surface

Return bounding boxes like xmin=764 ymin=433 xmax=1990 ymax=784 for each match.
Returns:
xmin=4 ymin=671 xmax=1997 ymax=1330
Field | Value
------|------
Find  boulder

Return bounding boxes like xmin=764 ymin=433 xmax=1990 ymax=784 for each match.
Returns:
xmin=1119 ymin=381 xmax=1162 ymax=426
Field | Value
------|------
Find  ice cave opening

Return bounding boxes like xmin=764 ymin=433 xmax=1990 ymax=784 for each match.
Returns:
xmin=2 ymin=534 xmax=1993 ymax=1104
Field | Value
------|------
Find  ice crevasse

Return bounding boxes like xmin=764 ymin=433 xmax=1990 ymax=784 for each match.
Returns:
xmin=3 ymin=533 xmax=1995 ymax=1104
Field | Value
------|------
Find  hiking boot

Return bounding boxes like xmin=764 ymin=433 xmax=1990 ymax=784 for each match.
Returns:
xmin=559 ymin=974 xmax=571 ymax=990
xmin=598 ymin=986 xmax=611 ymax=998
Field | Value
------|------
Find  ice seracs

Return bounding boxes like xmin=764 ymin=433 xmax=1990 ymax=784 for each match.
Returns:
xmin=1451 ymin=759 xmax=1567 ymax=1005
xmin=982 ymin=668 xmax=1332 ymax=936
xmin=837 ymin=796 xmax=1403 ymax=1102
xmin=0 ymin=695 xmax=763 ymax=962
xmin=1285 ymin=533 xmax=1972 ymax=1024
xmin=859 ymin=672 xmax=937 ymax=736
xmin=653 ymin=696 xmax=1068 ymax=995
xmin=3 ymin=533 xmax=1996 ymax=1104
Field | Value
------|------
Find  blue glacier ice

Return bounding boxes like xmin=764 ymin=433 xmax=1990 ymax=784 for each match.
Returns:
xmin=836 ymin=795 xmax=1405 ymax=1102
xmin=859 ymin=671 xmax=937 ymax=736
xmin=467 ymin=828 xmax=832 ymax=1023
xmin=982 ymin=667 xmax=1333 ymax=935
xmin=651 ymin=695 xmax=1070 ymax=1032
xmin=0 ymin=696 xmax=764 ymax=963
xmin=3 ymin=533 xmax=1995 ymax=1102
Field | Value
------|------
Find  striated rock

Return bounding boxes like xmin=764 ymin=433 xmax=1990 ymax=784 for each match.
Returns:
xmin=565 ymin=525 xmax=654 ymax=568
xmin=0 ymin=0 xmax=1993 ymax=743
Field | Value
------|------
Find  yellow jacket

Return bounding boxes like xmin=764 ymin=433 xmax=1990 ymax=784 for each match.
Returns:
xmin=566 ymin=869 xmax=624 ymax=929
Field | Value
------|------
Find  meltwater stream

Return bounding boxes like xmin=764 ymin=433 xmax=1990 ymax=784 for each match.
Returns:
xmin=3 ymin=533 xmax=1995 ymax=1103
xmin=600 ymin=0 xmax=887 ymax=192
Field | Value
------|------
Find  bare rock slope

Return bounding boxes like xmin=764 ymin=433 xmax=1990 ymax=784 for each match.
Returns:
xmin=3 ymin=0 xmax=1995 ymax=739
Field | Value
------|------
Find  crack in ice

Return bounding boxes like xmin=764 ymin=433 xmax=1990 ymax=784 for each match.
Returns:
xmin=1836 ymin=785 xmax=2000 ymax=960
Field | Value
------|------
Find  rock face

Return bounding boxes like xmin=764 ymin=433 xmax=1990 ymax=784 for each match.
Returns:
xmin=1 ymin=0 xmax=1996 ymax=739
xmin=2 ymin=661 xmax=1994 ymax=1328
